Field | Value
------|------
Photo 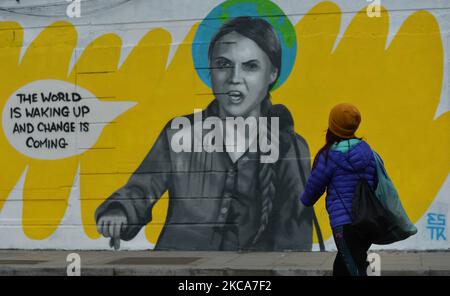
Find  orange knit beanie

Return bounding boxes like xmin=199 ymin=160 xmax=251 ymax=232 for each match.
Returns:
xmin=328 ymin=103 xmax=361 ymax=138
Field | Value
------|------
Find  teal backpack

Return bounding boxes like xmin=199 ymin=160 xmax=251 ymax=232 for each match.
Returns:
xmin=371 ymin=151 xmax=418 ymax=244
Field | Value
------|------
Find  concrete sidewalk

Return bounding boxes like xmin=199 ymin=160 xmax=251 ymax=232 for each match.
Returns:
xmin=0 ymin=250 xmax=449 ymax=276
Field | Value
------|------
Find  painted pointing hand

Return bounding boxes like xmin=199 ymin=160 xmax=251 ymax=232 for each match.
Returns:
xmin=96 ymin=208 xmax=128 ymax=250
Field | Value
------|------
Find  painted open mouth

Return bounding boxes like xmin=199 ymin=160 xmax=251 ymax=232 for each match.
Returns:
xmin=227 ymin=91 xmax=244 ymax=103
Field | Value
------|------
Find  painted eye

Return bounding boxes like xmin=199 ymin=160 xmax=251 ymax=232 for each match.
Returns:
xmin=244 ymin=62 xmax=259 ymax=71
xmin=215 ymin=59 xmax=231 ymax=69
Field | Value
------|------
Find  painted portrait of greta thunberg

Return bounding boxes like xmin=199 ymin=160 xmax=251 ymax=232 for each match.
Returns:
xmin=95 ymin=16 xmax=320 ymax=251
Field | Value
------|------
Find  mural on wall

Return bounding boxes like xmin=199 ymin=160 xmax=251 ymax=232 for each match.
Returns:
xmin=0 ymin=0 xmax=448 ymax=250
xmin=95 ymin=7 xmax=316 ymax=251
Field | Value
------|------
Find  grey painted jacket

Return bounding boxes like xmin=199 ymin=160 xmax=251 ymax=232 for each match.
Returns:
xmin=95 ymin=99 xmax=314 ymax=251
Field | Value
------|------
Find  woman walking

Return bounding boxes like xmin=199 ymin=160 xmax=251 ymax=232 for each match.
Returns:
xmin=300 ymin=103 xmax=377 ymax=276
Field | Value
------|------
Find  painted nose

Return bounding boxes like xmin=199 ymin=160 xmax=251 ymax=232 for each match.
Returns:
xmin=230 ymin=65 xmax=243 ymax=84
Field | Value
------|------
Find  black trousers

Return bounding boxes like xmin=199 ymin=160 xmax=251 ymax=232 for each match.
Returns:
xmin=332 ymin=224 xmax=372 ymax=276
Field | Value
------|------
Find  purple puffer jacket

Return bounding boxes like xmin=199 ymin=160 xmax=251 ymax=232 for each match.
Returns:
xmin=300 ymin=140 xmax=378 ymax=229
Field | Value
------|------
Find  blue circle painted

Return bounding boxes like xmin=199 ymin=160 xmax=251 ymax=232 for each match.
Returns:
xmin=192 ymin=0 xmax=297 ymax=90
